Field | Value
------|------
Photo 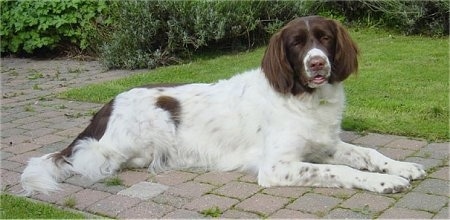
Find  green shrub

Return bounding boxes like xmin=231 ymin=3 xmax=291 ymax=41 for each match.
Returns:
xmin=313 ymin=1 xmax=449 ymax=36
xmin=0 ymin=0 xmax=109 ymax=54
xmin=99 ymin=0 xmax=313 ymax=69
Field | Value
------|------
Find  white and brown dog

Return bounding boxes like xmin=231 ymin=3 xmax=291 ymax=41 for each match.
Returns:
xmin=21 ymin=16 xmax=425 ymax=195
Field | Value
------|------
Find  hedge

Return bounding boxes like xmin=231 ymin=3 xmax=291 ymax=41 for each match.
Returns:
xmin=1 ymin=0 xmax=109 ymax=55
xmin=1 ymin=0 xmax=448 ymax=70
xmin=315 ymin=1 xmax=449 ymax=36
xmin=99 ymin=0 xmax=313 ymax=69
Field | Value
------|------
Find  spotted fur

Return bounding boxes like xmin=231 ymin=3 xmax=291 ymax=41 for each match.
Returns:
xmin=21 ymin=16 xmax=425 ymax=195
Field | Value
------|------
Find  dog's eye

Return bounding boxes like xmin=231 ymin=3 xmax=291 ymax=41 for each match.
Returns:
xmin=320 ymin=36 xmax=330 ymax=42
xmin=292 ymin=37 xmax=305 ymax=47
xmin=293 ymin=41 xmax=303 ymax=46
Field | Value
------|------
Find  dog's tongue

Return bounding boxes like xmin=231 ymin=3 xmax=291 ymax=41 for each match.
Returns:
xmin=312 ymin=75 xmax=326 ymax=84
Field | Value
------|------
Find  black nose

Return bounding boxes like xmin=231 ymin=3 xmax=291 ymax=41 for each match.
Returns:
xmin=309 ymin=57 xmax=325 ymax=71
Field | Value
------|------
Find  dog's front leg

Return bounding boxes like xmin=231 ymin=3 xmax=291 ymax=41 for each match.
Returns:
xmin=257 ymin=161 xmax=411 ymax=193
xmin=327 ymin=141 xmax=426 ymax=180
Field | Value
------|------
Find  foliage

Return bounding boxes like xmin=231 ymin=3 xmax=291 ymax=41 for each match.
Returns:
xmin=63 ymin=196 xmax=77 ymax=208
xmin=2 ymin=0 xmax=447 ymax=64
xmin=104 ymin=176 xmax=123 ymax=186
xmin=313 ymin=0 xmax=449 ymax=36
xmin=99 ymin=0 xmax=312 ymax=69
xmin=0 ymin=0 xmax=109 ymax=54
xmin=0 ymin=193 xmax=85 ymax=219
xmin=200 ymin=206 xmax=222 ymax=218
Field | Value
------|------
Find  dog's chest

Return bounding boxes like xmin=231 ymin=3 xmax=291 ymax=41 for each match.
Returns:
xmin=294 ymin=85 xmax=345 ymax=162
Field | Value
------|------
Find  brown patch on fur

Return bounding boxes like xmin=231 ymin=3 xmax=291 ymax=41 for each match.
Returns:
xmin=52 ymin=99 xmax=115 ymax=164
xmin=261 ymin=16 xmax=358 ymax=95
xmin=156 ymin=96 xmax=181 ymax=127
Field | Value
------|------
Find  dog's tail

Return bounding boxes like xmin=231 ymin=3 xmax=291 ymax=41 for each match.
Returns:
xmin=21 ymin=138 xmax=124 ymax=195
xmin=20 ymin=152 xmax=72 ymax=195
xmin=21 ymin=100 xmax=123 ymax=195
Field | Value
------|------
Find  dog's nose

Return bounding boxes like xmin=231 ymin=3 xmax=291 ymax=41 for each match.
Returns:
xmin=309 ymin=57 xmax=326 ymax=71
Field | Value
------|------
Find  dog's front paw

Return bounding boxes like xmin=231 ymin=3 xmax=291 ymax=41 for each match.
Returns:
xmin=386 ymin=161 xmax=426 ymax=180
xmin=366 ymin=174 xmax=410 ymax=194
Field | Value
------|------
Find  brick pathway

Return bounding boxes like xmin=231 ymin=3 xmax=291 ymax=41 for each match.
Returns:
xmin=1 ymin=58 xmax=449 ymax=219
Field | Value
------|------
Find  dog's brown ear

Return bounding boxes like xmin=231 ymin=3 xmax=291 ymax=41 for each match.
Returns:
xmin=261 ymin=31 xmax=295 ymax=94
xmin=331 ymin=20 xmax=359 ymax=82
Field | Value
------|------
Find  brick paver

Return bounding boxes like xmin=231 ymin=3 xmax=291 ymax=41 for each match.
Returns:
xmin=235 ymin=193 xmax=291 ymax=216
xmin=287 ymin=193 xmax=342 ymax=215
xmin=168 ymin=181 xmax=216 ymax=198
xmin=271 ymin=208 xmax=319 ymax=218
xmin=151 ymin=193 xmax=191 ymax=209
xmin=116 ymin=201 xmax=174 ymax=219
xmin=0 ymin=169 xmax=21 ymax=189
xmin=340 ymin=193 xmax=395 ymax=214
xmin=118 ymin=182 xmax=168 ymax=200
xmin=430 ymin=166 xmax=449 ymax=180
xmin=118 ymin=170 xmax=150 ymax=186
xmin=325 ymin=208 xmax=370 ymax=219
xmin=194 ymin=171 xmax=243 ymax=186
xmin=1 ymin=58 xmax=449 ymax=219
xmin=221 ymin=209 xmax=260 ymax=218
xmin=352 ymin=133 xmax=399 ymax=147
xmin=152 ymin=170 xmax=198 ymax=186
xmin=385 ymin=138 xmax=428 ymax=150
xmin=3 ymin=142 xmax=41 ymax=154
xmin=262 ymin=186 xmax=310 ymax=198
xmin=377 ymin=147 xmax=415 ymax=160
xmin=31 ymin=183 xmax=83 ymax=204
xmin=395 ymin=192 xmax=448 ymax=213
xmin=183 ymin=194 xmax=239 ymax=212
xmin=87 ymin=194 xmax=141 ymax=217
xmin=71 ymin=189 xmax=112 ymax=210
xmin=162 ymin=209 xmax=203 ymax=218
xmin=378 ymin=207 xmax=434 ymax=219
xmin=413 ymin=179 xmax=449 ymax=196
xmin=434 ymin=207 xmax=449 ymax=219
xmin=213 ymin=181 xmax=261 ymax=200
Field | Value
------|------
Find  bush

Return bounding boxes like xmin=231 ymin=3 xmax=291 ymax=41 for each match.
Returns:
xmin=0 ymin=0 xmax=108 ymax=55
xmin=313 ymin=1 xmax=449 ymax=36
xmin=4 ymin=0 xmax=446 ymax=68
xmin=99 ymin=0 xmax=313 ymax=69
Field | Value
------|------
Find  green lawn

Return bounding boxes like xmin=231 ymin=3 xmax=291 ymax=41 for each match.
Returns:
xmin=60 ymin=28 xmax=448 ymax=141
xmin=343 ymin=28 xmax=448 ymax=141
xmin=0 ymin=194 xmax=86 ymax=219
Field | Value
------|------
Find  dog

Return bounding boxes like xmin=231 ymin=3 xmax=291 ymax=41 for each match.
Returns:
xmin=21 ymin=16 xmax=425 ymax=195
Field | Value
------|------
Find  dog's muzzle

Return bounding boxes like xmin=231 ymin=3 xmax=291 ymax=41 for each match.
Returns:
xmin=304 ymin=48 xmax=331 ymax=88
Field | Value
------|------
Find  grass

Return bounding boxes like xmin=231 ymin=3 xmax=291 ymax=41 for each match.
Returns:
xmin=200 ymin=206 xmax=222 ymax=218
xmin=104 ymin=176 xmax=123 ymax=186
xmin=59 ymin=28 xmax=448 ymax=141
xmin=60 ymin=48 xmax=263 ymax=103
xmin=0 ymin=193 xmax=85 ymax=219
xmin=27 ymin=70 xmax=44 ymax=80
xmin=63 ymin=196 xmax=77 ymax=208
xmin=343 ymin=28 xmax=448 ymax=141
xmin=23 ymin=104 xmax=35 ymax=112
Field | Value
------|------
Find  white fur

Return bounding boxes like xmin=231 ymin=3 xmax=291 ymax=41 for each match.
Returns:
xmin=304 ymin=48 xmax=331 ymax=77
xmin=21 ymin=154 xmax=70 ymax=195
xmin=21 ymin=55 xmax=425 ymax=195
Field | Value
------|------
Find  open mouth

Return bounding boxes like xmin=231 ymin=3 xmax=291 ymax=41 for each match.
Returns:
xmin=311 ymin=75 xmax=327 ymax=84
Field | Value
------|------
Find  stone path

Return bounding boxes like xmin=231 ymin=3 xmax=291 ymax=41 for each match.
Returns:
xmin=1 ymin=58 xmax=449 ymax=219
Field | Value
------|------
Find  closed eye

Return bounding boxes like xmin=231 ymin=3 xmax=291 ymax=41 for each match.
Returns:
xmin=292 ymin=34 xmax=307 ymax=46
xmin=292 ymin=40 xmax=304 ymax=46
xmin=320 ymin=36 xmax=330 ymax=42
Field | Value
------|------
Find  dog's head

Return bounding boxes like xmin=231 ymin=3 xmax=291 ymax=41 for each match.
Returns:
xmin=262 ymin=16 xmax=359 ymax=95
